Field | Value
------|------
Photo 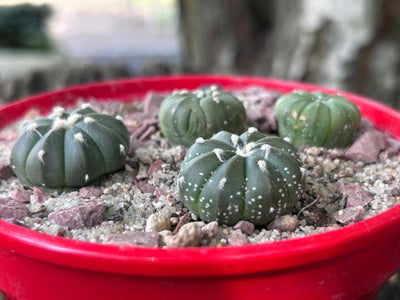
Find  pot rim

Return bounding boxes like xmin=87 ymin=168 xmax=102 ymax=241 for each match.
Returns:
xmin=1 ymin=74 xmax=399 ymax=277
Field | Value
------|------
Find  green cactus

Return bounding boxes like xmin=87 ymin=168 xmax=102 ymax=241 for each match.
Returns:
xmin=10 ymin=104 xmax=130 ymax=192
xmin=177 ymin=127 xmax=303 ymax=226
xmin=274 ymin=90 xmax=361 ymax=148
xmin=158 ymin=85 xmax=246 ymax=147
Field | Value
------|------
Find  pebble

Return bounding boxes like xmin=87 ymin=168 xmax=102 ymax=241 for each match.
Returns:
xmin=107 ymin=231 xmax=159 ymax=247
xmin=233 ymin=220 xmax=255 ymax=235
xmin=267 ymin=215 xmax=299 ymax=232
xmin=48 ymin=201 xmax=105 ymax=229
xmin=163 ymin=222 xmax=204 ymax=247
xmin=331 ymin=206 xmax=365 ymax=225
xmin=0 ymin=197 xmax=29 ymax=220
xmin=145 ymin=213 xmax=171 ymax=232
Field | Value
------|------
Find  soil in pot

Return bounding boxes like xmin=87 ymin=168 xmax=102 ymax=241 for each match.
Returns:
xmin=0 ymin=86 xmax=399 ymax=248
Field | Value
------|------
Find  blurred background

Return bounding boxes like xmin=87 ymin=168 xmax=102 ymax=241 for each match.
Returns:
xmin=0 ymin=0 xmax=399 ymax=298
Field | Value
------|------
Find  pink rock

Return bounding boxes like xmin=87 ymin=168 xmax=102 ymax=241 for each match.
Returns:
xmin=33 ymin=186 xmax=51 ymax=202
xmin=79 ymin=186 xmax=103 ymax=198
xmin=340 ymin=184 xmax=374 ymax=208
xmin=345 ymin=130 xmax=388 ymax=163
xmin=379 ymin=137 xmax=400 ymax=160
xmin=267 ymin=215 xmax=299 ymax=232
xmin=0 ymin=197 xmax=29 ymax=220
xmin=143 ymin=92 xmax=166 ymax=117
xmin=11 ymin=188 xmax=31 ymax=203
xmin=136 ymin=180 xmax=155 ymax=194
xmin=147 ymin=159 xmax=164 ymax=176
xmin=48 ymin=201 xmax=105 ymax=229
xmin=107 ymin=232 xmax=159 ymax=247
xmin=233 ymin=220 xmax=255 ymax=235
xmin=331 ymin=206 xmax=365 ymax=225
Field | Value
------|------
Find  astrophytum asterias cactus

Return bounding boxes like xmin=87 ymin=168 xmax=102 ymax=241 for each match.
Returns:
xmin=10 ymin=104 xmax=130 ymax=192
xmin=274 ymin=90 xmax=361 ymax=148
xmin=158 ymin=85 xmax=246 ymax=147
xmin=177 ymin=127 xmax=303 ymax=226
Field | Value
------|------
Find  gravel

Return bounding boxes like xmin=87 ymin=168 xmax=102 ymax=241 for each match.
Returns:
xmin=0 ymin=86 xmax=399 ymax=248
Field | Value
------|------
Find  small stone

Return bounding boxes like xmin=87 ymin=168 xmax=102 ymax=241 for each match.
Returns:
xmin=11 ymin=188 xmax=31 ymax=203
xmin=340 ymin=184 xmax=374 ymax=207
xmin=345 ymin=130 xmax=388 ymax=163
xmin=33 ymin=186 xmax=51 ymax=202
xmin=107 ymin=232 xmax=159 ymax=247
xmin=379 ymin=137 xmax=400 ymax=160
xmin=0 ymin=197 xmax=29 ymax=220
xmin=233 ymin=220 xmax=255 ymax=235
xmin=202 ymin=221 xmax=219 ymax=239
xmin=145 ymin=213 xmax=171 ymax=232
xmin=228 ymin=229 xmax=249 ymax=246
xmin=143 ymin=92 xmax=166 ymax=117
xmin=0 ymin=158 xmax=13 ymax=180
xmin=136 ymin=180 xmax=155 ymax=194
xmin=48 ymin=201 xmax=105 ymax=229
xmin=163 ymin=222 xmax=204 ymax=247
xmin=79 ymin=186 xmax=103 ymax=198
xmin=267 ymin=215 xmax=299 ymax=232
xmin=331 ymin=206 xmax=365 ymax=225
xmin=147 ymin=159 xmax=164 ymax=176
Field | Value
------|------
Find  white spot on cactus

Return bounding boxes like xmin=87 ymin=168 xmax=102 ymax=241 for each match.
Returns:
xmin=81 ymin=103 xmax=92 ymax=109
xmin=261 ymin=144 xmax=271 ymax=159
xmin=213 ymin=96 xmax=220 ymax=103
xmin=210 ymin=85 xmax=218 ymax=91
xmin=269 ymin=207 xmax=275 ymax=213
xmin=218 ymin=177 xmax=227 ymax=190
xmin=85 ymin=174 xmax=89 ymax=182
xmin=52 ymin=118 xmax=68 ymax=130
xmin=74 ymin=132 xmax=85 ymax=144
xmin=84 ymin=116 xmax=95 ymax=124
xmin=258 ymin=160 xmax=267 ymax=173
xmin=211 ymin=91 xmax=220 ymax=97
xmin=67 ymin=114 xmax=81 ymax=126
xmin=53 ymin=106 xmax=65 ymax=116
xmin=248 ymin=127 xmax=257 ymax=133
xmin=230 ymin=134 xmax=239 ymax=146
xmin=119 ymin=144 xmax=126 ymax=156
xmin=38 ymin=150 xmax=46 ymax=164
xmin=283 ymin=137 xmax=292 ymax=143
xmin=195 ymin=137 xmax=205 ymax=144
xmin=196 ymin=91 xmax=205 ymax=98
xmin=178 ymin=176 xmax=185 ymax=186
xmin=115 ymin=115 xmax=123 ymax=121
xmin=27 ymin=122 xmax=38 ymax=132
xmin=213 ymin=148 xmax=224 ymax=162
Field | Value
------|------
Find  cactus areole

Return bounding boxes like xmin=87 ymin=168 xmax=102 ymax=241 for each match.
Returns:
xmin=274 ymin=90 xmax=361 ymax=148
xmin=158 ymin=85 xmax=246 ymax=147
xmin=10 ymin=105 xmax=130 ymax=192
xmin=178 ymin=128 xmax=303 ymax=226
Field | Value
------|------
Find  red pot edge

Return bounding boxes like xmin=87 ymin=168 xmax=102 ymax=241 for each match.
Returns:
xmin=1 ymin=74 xmax=400 ymax=277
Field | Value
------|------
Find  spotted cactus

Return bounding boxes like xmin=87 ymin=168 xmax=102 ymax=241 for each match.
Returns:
xmin=10 ymin=104 xmax=130 ymax=192
xmin=158 ymin=85 xmax=246 ymax=147
xmin=177 ymin=128 xmax=303 ymax=226
xmin=274 ymin=90 xmax=361 ymax=148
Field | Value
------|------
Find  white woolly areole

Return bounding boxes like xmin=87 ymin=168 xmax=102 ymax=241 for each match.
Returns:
xmin=195 ymin=137 xmax=205 ymax=144
xmin=84 ymin=116 xmax=95 ymax=124
xmin=283 ymin=137 xmax=292 ymax=143
xmin=27 ymin=122 xmax=38 ymax=132
xmin=119 ymin=144 xmax=126 ymax=156
xmin=213 ymin=148 xmax=224 ymax=162
xmin=230 ymin=134 xmax=239 ymax=146
xmin=258 ymin=160 xmax=267 ymax=173
xmin=74 ymin=132 xmax=85 ymax=143
xmin=115 ymin=115 xmax=123 ymax=121
xmin=248 ymin=127 xmax=258 ymax=133
xmin=52 ymin=118 xmax=68 ymax=130
xmin=67 ymin=114 xmax=81 ymax=126
xmin=81 ymin=103 xmax=92 ymax=109
xmin=53 ymin=106 xmax=65 ymax=116
xmin=218 ymin=177 xmax=227 ymax=190
xmin=38 ymin=150 xmax=46 ymax=163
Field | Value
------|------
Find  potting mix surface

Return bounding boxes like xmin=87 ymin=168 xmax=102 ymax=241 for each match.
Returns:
xmin=0 ymin=86 xmax=399 ymax=247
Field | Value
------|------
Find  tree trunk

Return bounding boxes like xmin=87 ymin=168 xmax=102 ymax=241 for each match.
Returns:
xmin=178 ymin=0 xmax=400 ymax=108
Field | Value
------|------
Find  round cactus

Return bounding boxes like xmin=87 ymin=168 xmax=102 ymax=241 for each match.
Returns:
xmin=177 ymin=127 xmax=303 ymax=226
xmin=158 ymin=85 xmax=246 ymax=147
xmin=274 ymin=90 xmax=361 ymax=148
xmin=10 ymin=104 xmax=130 ymax=192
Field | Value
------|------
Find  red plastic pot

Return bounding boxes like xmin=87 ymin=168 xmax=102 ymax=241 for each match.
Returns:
xmin=0 ymin=75 xmax=399 ymax=300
